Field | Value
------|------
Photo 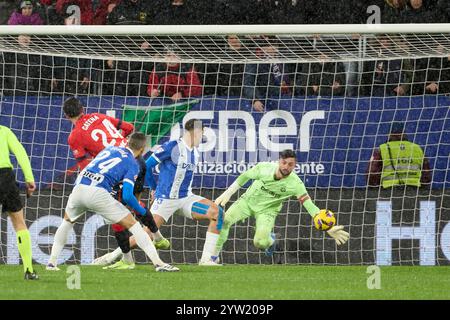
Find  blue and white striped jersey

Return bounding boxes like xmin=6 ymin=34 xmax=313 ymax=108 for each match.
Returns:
xmin=150 ymin=138 xmax=199 ymax=199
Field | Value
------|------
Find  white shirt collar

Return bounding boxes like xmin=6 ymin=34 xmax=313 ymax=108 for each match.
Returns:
xmin=126 ymin=147 xmax=135 ymax=156
xmin=180 ymin=137 xmax=193 ymax=152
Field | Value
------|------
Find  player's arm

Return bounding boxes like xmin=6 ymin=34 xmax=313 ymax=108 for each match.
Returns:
xmin=6 ymin=127 xmax=35 ymax=196
xmin=144 ymin=142 xmax=175 ymax=190
xmin=121 ymin=163 xmax=147 ymax=216
xmin=106 ymin=116 xmax=134 ymax=138
xmin=215 ymin=163 xmax=262 ymax=206
xmin=68 ymin=134 xmax=92 ymax=170
xmin=295 ymin=180 xmax=349 ymax=246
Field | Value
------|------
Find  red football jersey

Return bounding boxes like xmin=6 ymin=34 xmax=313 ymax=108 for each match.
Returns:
xmin=68 ymin=113 xmax=134 ymax=170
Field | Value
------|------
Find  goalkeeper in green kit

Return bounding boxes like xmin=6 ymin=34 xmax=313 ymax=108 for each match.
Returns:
xmin=209 ymin=149 xmax=349 ymax=265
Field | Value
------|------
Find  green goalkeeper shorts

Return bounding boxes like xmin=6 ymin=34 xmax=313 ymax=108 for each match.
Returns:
xmin=225 ymin=197 xmax=278 ymax=231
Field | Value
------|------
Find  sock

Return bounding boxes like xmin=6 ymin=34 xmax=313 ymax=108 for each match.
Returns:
xmin=48 ymin=219 xmax=73 ymax=266
xmin=200 ymin=232 xmax=220 ymax=262
xmin=111 ymin=247 xmax=124 ymax=261
xmin=128 ymin=222 xmax=164 ymax=266
xmin=122 ymin=251 xmax=134 ymax=264
xmin=214 ymin=223 xmax=231 ymax=257
xmin=16 ymin=229 xmax=33 ymax=273
xmin=152 ymin=230 xmax=163 ymax=241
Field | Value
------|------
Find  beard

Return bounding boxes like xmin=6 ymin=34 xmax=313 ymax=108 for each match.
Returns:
xmin=280 ymin=169 xmax=291 ymax=176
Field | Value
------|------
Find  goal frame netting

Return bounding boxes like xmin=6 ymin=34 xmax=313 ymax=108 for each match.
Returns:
xmin=0 ymin=24 xmax=449 ymax=266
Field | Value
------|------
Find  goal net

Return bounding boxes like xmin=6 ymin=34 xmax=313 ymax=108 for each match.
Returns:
xmin=0 ymin=25 xmax=449 ymax=266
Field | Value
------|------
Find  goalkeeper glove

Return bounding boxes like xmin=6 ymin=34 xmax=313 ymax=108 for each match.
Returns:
xmin=327 ymin=225 xmax=350 ymax=245
xmin=214 ymin=181 xmax=240 ymax=207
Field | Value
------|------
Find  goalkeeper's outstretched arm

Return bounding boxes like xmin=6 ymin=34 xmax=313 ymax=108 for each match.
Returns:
xmin=214 ymin=168 xmax=255 ymax=206
xmin=297 ymin=193 xmax=349 ymax=245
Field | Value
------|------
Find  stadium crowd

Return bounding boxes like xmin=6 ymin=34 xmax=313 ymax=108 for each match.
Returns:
xmin=1 ymin=0 xmax=449 ymax=25
xmin=0 ymin=0 xmax=449 ymax=110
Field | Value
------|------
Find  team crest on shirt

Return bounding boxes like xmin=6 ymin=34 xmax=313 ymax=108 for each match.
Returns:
xmin=280 ymin=187 xmax=286 ymax=193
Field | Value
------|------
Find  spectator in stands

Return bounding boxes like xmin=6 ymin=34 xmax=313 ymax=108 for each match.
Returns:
xmin=399 ymin=0 xmax=437 ymax=23
xmin=147 ymin=47 xmax=203 ymax=102
xmin=52 ymin=56 xmax=96 ymax=95
xmin=383 ymin=0 xmax=408 ymax=23
xmin=361 ymin=35 xmax=412 ymax=96
xmin=38 ymin=0 xmax=62 ymax=24
xmin=101 ymin=59 xmax=149 ymax=96
xmin=8 ymin=1 xmax=44 ymax=25
xmin=107 ymin=0 xmax=150 ymax=24
xmin=411 ymin=55 xmax=450 ymax=95
xmin=152 ymin=0 xmax=195 ymax=25
xmin=296 ymin=53 xmax=346 ymax=97
xmin=367 ymin=122 xmax=431 ymax=188
xmin=0 ymin=1 xmax=17 ymax=25
xmin=2 ymin=51 xmax=54 ymax=95
xmin=55 ymin=0 xmax=93 ymax=24
xmin=93 ymin=0 xmax=122 ymax=25
xmin=243 ymin=38 xmax=292 ymax=112
xmin=203 ymin=35 xmax=247 ymax=97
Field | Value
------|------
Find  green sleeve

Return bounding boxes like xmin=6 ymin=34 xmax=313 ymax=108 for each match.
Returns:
xmin=294 ymin=179 xmax=320 ymax=218
xmin=7 ymin=128 xmax=34 ymax=182
xmin=236 ymin=163 xmax=262 ymax=186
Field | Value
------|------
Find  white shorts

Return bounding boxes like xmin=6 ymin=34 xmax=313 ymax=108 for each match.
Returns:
xmin=150 ymin=194 xmax=205 ymax=222
xmin=66 ymin=184 xmax=130 ymax=224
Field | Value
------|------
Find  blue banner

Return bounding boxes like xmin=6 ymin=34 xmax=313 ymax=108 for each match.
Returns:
xmin=0 ymin=95 xmax=449 ymax=189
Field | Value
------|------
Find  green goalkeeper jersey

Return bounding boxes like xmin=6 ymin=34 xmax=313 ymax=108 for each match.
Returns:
xmin=236 ymin=162 xmax=318 ymax=216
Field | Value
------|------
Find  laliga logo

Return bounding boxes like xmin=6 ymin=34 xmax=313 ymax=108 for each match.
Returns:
xmin=169 ymin=110 xmax=325 ymax=153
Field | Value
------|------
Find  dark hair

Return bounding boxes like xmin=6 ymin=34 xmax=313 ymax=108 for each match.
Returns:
xmin=184 ymin=119 xmax=204 ymax=132
xmin=128 ymin=132 xmax=146 ymax=151
xmin=390 ymin=122 xmax=404 ymax=134
xmin=279 ymin=149 xmax=296 ymax=159
xmin=63 ymin=97 xmax=84 ymax=118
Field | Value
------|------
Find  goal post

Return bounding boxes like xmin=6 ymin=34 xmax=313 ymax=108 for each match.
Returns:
xmin=0 ymin=24 xmax=449 ymax=266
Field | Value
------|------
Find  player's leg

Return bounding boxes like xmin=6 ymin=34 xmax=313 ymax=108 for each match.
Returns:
xmin=8 ymin=209 xmax=37 ymax=279
xmin=0 ymin=169 xmax=37 ymax=279
xmin=213 ymin=198 xmax=252 ymax=259
xmin=180 ymin=196 xmax=223 ymax=264
xmin=253 ymin=212 xmax=277 ymax=255
xmin=98 ymin=191 xmax=178 ymax=272
xmin=117 ymin=198 xmax=174 ymax=251
xmin=116 ymin=213 xmax=178 ymax=272
xmin=102 ymin=224 xmax=135 ymax=270
xmin=93 ymin=200 xmax=173 ymax=266
xmin=47 ymin=212 xmax=77 ymax=270
xmin=47 ymin=184 xmax=89 ymax=270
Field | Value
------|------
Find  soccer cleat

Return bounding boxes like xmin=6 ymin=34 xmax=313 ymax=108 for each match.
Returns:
xmin=92 ymin=252 xmax=119 ymax=266
xmin=155 ymin=264 xmax=179 ymax=272
xmin=199 ymin=256 xmax=222 ymax=266
xmin=264 ymin=233 xmax=277 ymax=257
xmin=154 ymin=237 xmax=171 ymax=250
xmin=102 ymin=259 xmax=135 ymax=270
xmin=46 ymin=263 xmax=60 ymax=271
xmin=24 ymin=270 xmax=39 ymax=280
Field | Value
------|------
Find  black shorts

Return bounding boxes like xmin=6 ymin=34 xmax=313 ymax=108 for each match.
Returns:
xmin=0 ymin=168 xmax=23 ymax=214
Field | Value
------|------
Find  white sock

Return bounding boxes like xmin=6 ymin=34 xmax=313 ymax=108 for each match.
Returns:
xmin=152 ymin=230 xmax=163 ymax=241
xmin=111 ymin=247 xmax=123 ymax=261
xmin=200 ymin=232 xmax=220 ymax=262
xmin=122 ymin=251 xmax=134 ymax=264
xmin=48 ymin=219 xmax=73 ymax=266
xmin=129 ymin=222 xmax=164 ymax=266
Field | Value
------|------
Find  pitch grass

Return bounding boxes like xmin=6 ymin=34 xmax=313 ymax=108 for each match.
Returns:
xmin=0 ymin=265 xmax=449 ymax=300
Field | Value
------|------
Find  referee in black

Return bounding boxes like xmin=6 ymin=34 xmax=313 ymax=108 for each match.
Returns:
xmin=0 ymin=125 xmax=38 ymax=280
